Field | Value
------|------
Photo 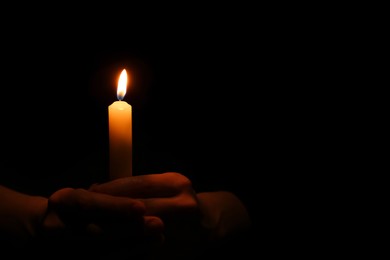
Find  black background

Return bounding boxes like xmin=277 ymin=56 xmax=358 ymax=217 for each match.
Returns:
xmin=0 ymin=5 xmax=342 ymax=257
xmin=1 ymin=12 xmax=268 ymax=195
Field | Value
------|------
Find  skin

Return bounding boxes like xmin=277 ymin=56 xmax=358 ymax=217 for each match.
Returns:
xmin=1 ymin=172 xmax=250 ymax=258
xmin=0 ymin=184 xmax=164 ymax=254
xmin=89 ymin=172 xmax=251 ymax=250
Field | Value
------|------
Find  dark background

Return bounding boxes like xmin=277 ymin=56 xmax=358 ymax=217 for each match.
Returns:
xmin=0 ymin=5 xmax=341 ymax=257
xmin=1 ymin=12 xmax=268 ymax=195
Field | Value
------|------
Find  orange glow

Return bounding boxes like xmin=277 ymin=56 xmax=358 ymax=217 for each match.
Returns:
xmin=117 ymin=69 xmax=128 ymax=100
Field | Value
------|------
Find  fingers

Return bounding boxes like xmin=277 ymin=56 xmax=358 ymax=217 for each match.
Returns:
xmin=142 ymin=216 xmax=165 ymax=246
xmin=83 ymin=216 xmax=164 ymax=240
xmin=89 ymin=172 xmax=200 ymax=220
xmin=141 ymin=193 xmax=200 ymax=218
xmin=41 ymin=211 xmax=165 ymax=247
xmin=42 ymin=210 xmax=164 ymax=236
xmin=144 ymin=216 xmax=164 ymax=235
xmin=43 ymin=188 xmax=165 ymax=241
xmin=90 ymin=172 xmax=193 ymax=198
xmin=48 ymin=187 xmax=145 ymax=223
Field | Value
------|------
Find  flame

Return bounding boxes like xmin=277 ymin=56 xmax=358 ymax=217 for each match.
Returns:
xmin=117 ymin=69 xmax=127 ymax=100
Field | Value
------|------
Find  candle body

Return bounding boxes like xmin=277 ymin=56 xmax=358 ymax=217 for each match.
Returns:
xmin=109 ymin=100 xmax=132 ymax=179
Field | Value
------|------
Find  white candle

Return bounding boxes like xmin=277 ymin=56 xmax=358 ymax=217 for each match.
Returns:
xmin=109 ymin=69 xmax=132 ymax=179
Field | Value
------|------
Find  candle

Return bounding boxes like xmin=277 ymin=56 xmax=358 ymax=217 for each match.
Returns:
xmin=109 ymin=69 xmax=132 ymax=179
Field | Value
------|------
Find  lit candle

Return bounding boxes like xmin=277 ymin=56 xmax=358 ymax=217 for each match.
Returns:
xmin=109 ymin=69 xmax=132 ymax=179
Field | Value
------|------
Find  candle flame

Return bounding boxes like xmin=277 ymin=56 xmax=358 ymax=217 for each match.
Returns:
xmin=117 ymin=69 xmax=127 ymax=101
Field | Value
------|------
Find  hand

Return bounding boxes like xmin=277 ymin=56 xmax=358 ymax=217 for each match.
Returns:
xmin=40 ymin=187 xmax=164 ymax=257
xmin=89 ymin=172 xmax=251 ymax=257
xmin=89 ymin=172 xmax=199 ymax=220
xmin=89 ymin=172 xmax=204 ymax=253
xmin=0 ymin=184 xmax=164 ymax=258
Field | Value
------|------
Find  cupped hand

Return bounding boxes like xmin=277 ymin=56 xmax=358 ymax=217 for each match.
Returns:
xmin=89 ymin=172 xmax=208 ymax=256
xmin=89 ymin=172 xmax=199 ymax=220
xmin=41 ymin=187 xmax=164 ymax=243
xmin=88 ymin=172 xmax=252 ymax=258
